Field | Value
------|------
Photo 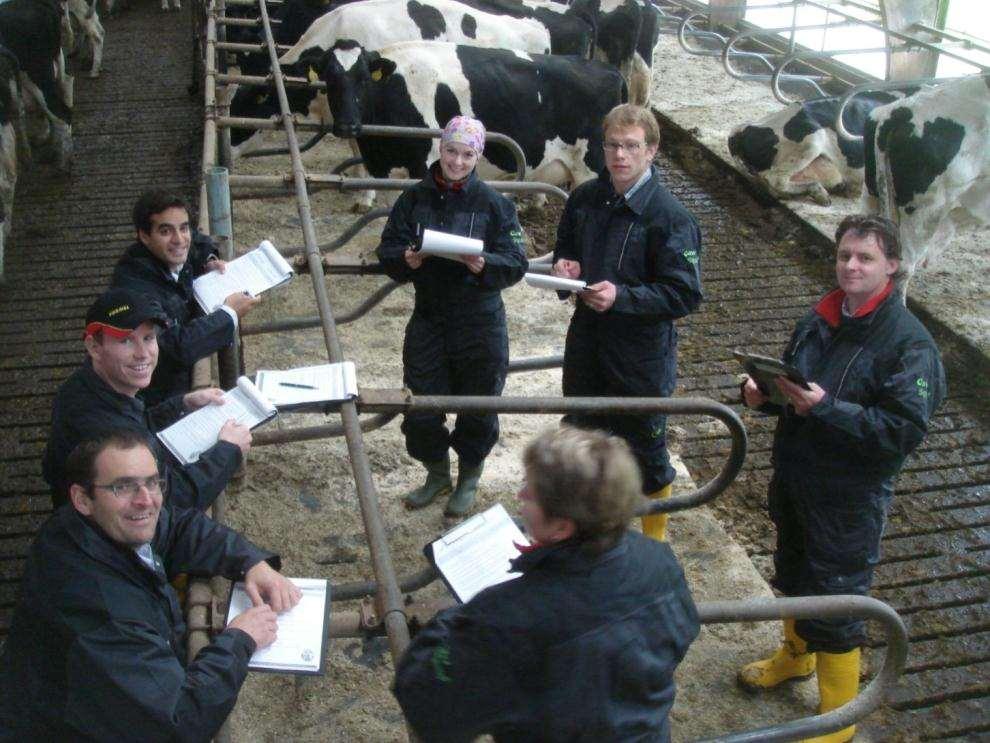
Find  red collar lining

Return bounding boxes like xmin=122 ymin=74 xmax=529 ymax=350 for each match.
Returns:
xmin=814 ymin=280 xmax=894 ymax=328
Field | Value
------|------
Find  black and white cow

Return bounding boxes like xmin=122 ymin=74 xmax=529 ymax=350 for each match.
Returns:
xmin=67 ymin=0 xmax=105 ymax=78
xmin=727 ymin=90 xmax=917 ymax=206
xmin=863 ymin=73 xmax=990 ymax=296
xmin=0 ymin=0 xmax=73 ymax=169
xmin=0 ymin=43 xmax=27 ymax=280
xmin=229 ymin=0 xmax=553 ymax=186
xmin=319 ymin=40 xmax=625 ymax=190
xmin=543 ymin=0 xmax=659 ymax=105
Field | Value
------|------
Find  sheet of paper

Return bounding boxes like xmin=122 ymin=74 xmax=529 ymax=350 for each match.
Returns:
xmin=255 ymin=362 xmax=358 ymax=407
xmin=226 ymin=577 xmax=328 ymax=674
xmin=193 ymin=240 xmax=293 ymax=312
xmin=157 ymin=377 xmax=275 ymax=464
xmin=524 ymin=272 xmax=587 ymax=292
xmin=430 ymin=503 xmax=529 ymax=603
xmin=419 ymin=228 xmax=484 ymax=257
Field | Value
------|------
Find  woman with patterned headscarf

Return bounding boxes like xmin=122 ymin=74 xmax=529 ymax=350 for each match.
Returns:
xmin=376 ymin=116 xmax=527 ymax=517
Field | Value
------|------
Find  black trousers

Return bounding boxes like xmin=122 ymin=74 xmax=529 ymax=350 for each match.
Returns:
xmin=769 ymin=467 xmax=890 ymax=652
xmin=561 ymin=315 xmax=676 ymax=493
xmin=401 ymin=309 xmax=508 ymax=467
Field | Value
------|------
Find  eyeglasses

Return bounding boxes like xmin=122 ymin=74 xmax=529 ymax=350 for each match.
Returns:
xmin=92 ymin=476 xmax=167 ymax=500
xmin=603 ymin=141 xmax=646 ymax=154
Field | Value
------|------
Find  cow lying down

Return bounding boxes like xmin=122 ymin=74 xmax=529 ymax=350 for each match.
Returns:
xmin=727 ymin=90 xmax=915 ymax=206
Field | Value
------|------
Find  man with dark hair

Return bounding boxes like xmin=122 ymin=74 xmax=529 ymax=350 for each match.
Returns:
xmin=111 ymin=189 xmax=259 ymax=405
xmin=1 ymin=430 xmax=300 ymax=740
xmin=551 ymin=103 xmax=703 ymax=544
xmin=42 ymin=287 xmax=251 ymax=510
xmin=736 ymin=214 xmax=945 ymax=743
xmin=393 ymin=426 xmax=700 ymax=742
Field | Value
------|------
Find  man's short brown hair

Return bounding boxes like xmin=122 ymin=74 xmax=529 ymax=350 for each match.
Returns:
xmin=602 ymin=103 xmax=661 ymax=147
xmin=65 ymin=430 xmax=157 ymax=494
xmin=835 ymin=214 xmax=901 ymax=261
xmin=523 ymin=426 xmax=640 ymax=553
xmin=132 ymin=190 xmax=188 ymax=234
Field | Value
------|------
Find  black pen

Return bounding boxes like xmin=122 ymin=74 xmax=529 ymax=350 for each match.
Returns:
xmin=280 ymin=382 xmax=318 ymax=389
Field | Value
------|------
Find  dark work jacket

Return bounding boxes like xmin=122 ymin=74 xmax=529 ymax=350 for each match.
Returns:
xmin=0 ymin=505 xmax=276 ymax=742
xmin=376 ymin=164 xmax=527 ymax=320
xmin=553 ymin=166 xmax=703 ymax=396
xmin=393 ymin=531 xmax=700 ymax=742
xmin=41 ymin=362 xmax=242 ymax=510
xmin=111 ymin=233 xmax=235 ymax=407
xmin=765 ymin=286 xmax=946 ymax=489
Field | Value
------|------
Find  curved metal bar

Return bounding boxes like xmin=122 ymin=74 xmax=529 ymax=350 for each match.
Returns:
xmin=277 ymin=207 xmax=391 ymax=257
xmin=769 ymin=51 xmax=835 ymax=103
xmin=721 ymin=27 xmax=781 ymax=80
xmin=330 ymin=566 xmax=440 ymax=602
xmin=331 ymin=155 xmax=364 ymax=175
xmin=355 ymin=394 xmax=746 ymax=515
xmin=241 ymin=126 xmax=331 ymax=159
xmin=252 ymin=410 xmax=399 ymax=444
xmin=833 ymin=77 xmax=950 ymax=142
xmin=240 ymin=280 xmax=400 ymax=336
xmin=698 ymin=595 xmax=907 ymax=743
xmin=677 ymin=12 xmax=729 ymax=58
xmin=359 ymin=124 xmax=528 ymax=183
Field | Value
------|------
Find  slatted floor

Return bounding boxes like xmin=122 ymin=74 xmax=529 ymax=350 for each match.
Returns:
xmin=0 ymin=5 xmax=987 ymax=738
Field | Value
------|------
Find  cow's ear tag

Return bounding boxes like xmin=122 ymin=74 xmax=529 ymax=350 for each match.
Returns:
xmin=371 ymin=69 xmax=383 ymax=82
xmin=307 ymin=67 xmax=319 ymax=84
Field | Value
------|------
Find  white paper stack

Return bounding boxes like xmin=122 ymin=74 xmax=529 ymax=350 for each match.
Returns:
xmin=524 ymin=273 xmax=587 ymax=292
xmin=419 ymin=229 xmax=484 ymax=258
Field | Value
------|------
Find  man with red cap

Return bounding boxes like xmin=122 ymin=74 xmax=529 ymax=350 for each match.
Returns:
xmin=42 ymin=287 xmax=251 ymax=510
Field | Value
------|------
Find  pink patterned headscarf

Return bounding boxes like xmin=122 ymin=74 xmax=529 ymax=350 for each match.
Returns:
xmin=441 ymin=116 xmax=486 ymax=154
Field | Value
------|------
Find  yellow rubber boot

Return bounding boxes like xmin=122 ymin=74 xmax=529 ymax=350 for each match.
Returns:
xmin=640 ymin=484 xmax=672 ymax=541
xmin=738 ymin=618 xmax=816 ymax=692
xmin=802 ymin=648 xmax=861 ymax=742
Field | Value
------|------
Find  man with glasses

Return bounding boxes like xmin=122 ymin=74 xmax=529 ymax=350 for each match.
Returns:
xmin=1 ymin=430 xmax=301 ymax=740
xmin=551 ymin=103 xmax=703 ymax=543
xmin=42 ymin=287 xmax=251 ymax=510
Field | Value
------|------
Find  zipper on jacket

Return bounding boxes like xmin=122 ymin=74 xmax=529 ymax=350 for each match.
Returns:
xmin=468 ymin=213 xmax=476 ymax=238
xmin=616 ymin=223 xmax=634 ymax=271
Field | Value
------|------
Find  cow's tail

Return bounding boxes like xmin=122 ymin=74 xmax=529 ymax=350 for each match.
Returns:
xmin=619 ymin=78 xmax=629 ymax=105
xmin=861 ymin=113 xmax=880 ymax=212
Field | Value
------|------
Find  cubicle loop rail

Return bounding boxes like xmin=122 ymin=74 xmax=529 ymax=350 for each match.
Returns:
xmin=657 ymin=0 xmax=990 ymax=104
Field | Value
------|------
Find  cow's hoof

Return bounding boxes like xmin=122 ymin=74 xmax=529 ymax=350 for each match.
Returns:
xmin=350 ymin=201 xmax=373 ymax=214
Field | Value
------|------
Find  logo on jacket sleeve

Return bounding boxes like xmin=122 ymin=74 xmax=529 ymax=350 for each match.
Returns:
xmin=431 ymin=644 xmax=452 ymax=683
xmin=682 ymin=249 xmax=699 ymax=265
xmin=916 ymin=377 xmax=929 ymax=399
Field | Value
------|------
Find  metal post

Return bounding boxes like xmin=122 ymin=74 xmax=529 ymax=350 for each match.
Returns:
xmin=205 ymin=165 xmax=240 ymax=389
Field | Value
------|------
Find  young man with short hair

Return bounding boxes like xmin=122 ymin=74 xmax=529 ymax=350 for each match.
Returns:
xmin=42 ymin=287 xmax=250 ymax=509
xmin=111 ymin=190 xmax=259 ymax=405
xmin=393 ymin=426 xmax=700 ymax=742
xmin=738 ymin=215 xmax=946 ymax=743
xmin=2 ymin=430 xmax=300 ymax=740
xmin=551 ymin=103 xmax=703 ymax=543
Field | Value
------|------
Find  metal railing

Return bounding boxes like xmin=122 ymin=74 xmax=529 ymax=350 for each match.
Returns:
xmin=656 ymin=0 xmax=989 ymax=104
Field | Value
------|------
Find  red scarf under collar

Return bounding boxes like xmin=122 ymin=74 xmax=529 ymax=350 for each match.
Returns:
xmin=814 ymin=280 xmax=894 ymax=328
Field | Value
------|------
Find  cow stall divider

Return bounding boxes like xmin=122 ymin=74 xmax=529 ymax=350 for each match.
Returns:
xmin=653 ymin=0 xmax=990 ymax=105
xmin=189 ymin=0 xmax=912 ymax=739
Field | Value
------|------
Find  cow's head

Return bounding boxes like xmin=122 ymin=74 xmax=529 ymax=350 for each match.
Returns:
xmin=228 ymin=48 xmax=327 ymax=148
xmin=727 ymin=124 xmax=779 ymax=174
xmin=317 ymin=40 xmax=396 ymax=139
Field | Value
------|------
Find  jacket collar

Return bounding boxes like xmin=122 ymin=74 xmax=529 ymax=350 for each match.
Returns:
xmin=79 ymin=360 xmax=146 ymax=418
xmin=596 ymin=165 xmax=660 ymax=216
xmin=426 ymin=160 xmax=479 ymax=196
xmin=122 ymin=241 xmax=189 ymax=283
xmin=814 ymin=280 xmax=895 ymax=328
xmin=56 ymin=504 xmax=167 ymax=584
xmin=510 ymin=531 xmax=630 ymax=575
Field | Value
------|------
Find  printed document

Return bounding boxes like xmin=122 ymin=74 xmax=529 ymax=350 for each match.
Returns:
xmin=427 ymin=503 xmax=530 ymax=603
xmin=193 ymin=239 xmax=293 ymax=313
xmin=255 ymin=362 xmax=358 ymax=408
xmin=157 ymin=376 xmax=276 ymax=465
xmin=226 ymin=578 xmax=330 ymax=675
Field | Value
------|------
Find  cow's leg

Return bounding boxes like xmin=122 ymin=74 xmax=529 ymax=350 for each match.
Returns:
xmin=55 ymin=52 xmax=74 ymax=111
xmin=347 ymin=138 xmax=375 ymax=213
xmin=87 ymin=17 xmax=105 ymax=78
xmin=627 ymin=55 xmax=651 ymax=107
xmin=161 ymin=0 xmax=169 ymax=11
xmin=172 ymin=0 xmax=181 ymax=9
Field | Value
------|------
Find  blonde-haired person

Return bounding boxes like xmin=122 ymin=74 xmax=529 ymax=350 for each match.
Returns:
xmin=377 ymin=115 xmax=527 ymax=517
xmin=393 ymin=426 xmax=700 ymax=742
xmin=551 ymin=103 xmax=703 ymax=543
